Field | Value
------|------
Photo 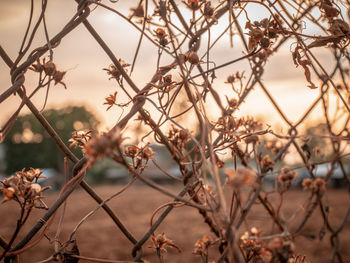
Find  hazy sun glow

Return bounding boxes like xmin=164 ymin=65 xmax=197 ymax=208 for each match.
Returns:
xmin=0 ymin=0 xmax=348 ymax=138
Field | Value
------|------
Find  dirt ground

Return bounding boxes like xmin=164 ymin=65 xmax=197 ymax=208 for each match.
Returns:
xmin=0 ymin=184 xmax=349 ymax=263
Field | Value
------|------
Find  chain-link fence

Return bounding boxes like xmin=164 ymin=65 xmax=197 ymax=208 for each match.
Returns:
xmin=0 ymin=0 xmax=349 ymax=262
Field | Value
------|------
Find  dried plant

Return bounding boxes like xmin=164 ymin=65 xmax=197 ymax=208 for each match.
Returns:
xmin=0 ymin=0 xmax=349 ymax=262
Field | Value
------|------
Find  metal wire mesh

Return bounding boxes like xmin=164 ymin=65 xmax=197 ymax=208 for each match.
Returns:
xmin=0 ymin=0 xmax=349 ymax=262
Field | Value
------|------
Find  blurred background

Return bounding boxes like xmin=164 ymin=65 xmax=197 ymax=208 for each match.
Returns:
xmin=0 ymin=1 xmax=350 ymax=262
xmin=1 ymin=0 xmax=348 ymax=184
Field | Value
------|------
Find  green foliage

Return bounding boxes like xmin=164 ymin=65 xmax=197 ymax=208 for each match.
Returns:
xmin=3 ymin=106 xmax=100 ymax=174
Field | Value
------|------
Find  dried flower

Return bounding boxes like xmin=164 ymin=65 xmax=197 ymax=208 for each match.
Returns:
xmin=1 ymin=187 xmax=15 ymax=201
xmin=30 ymin=58 xmax=67 ymax=88
xmin=193 ymin=235 xmax=215 ymax=258
xmin=155 ymin=28 xmax=167 ymax=39
xmin=187 ymin=51 xmax=200 ymax=65
xmin=321 ymin=2 xmax=339 ymax=19
xmin=20 ymin=168 xmax=45 ymax=182
xmin=149 ymin=74 xmax=176 ymax=91
xmin=0 ymin=169 xmax=50 ymax=206
xmin=163 ymin=74 xmax=173 ymax=86
xmin=124 ymin=145 xmax=139 ymax=158
xmin=302 ymin=178 xmax=312 ymax=190
xmin=185 ymin=0 xmax=201 ymax=10
xmin=216 ymin=115 xmax=240 ymax=136
xmin=103 ymin=60 xmax=130 ymax=81
xmin=129 ymin=3 xmax=144 ymax=19
xmin=225 ymin=75 xmax=236 ymax=84
xmin=53 ymin=70 xmax=67 ymax=88
xmin=314 ymin=177 xmax=327 ymax=193
xmin=84 ymin=129 xmax=124 ymax=166
xmin=154 ymin=28 xmax=169 ymax=47
xmin=302 ymin=177 xmax=327 ymax=193
xmin=278 ymin=167 xmax=298 ymax=184
xmin=260 ymin=155 xmax=274 ymax=173
xmin=240 ymin=227 xmax=298 ymax=263
xmin=240 ymin=227 xmax=263 ymax=258
xmin=225 ymin=167 xmax=256 ymax=189
xmin=260 ymin=37 xmax=271 ymax=49
xmin=124 ymin=143 xmax=155 ymax=169
xmin=69 ymin=130 xmax=93 ymax=149
xmin=226 ymin=98 xmax=238 ymax=109
xmin=246 ymin=17 xmax=284 ymax=51
xmin=150 ymin=233 xmax=181 ymax=254
xmin=243 ymin=117 xmax=262 ymax=132
xmin=328 ymin=19 xmax=350 ymax=35
xmin=43 ymin=60 xmax=56 ymax=75
xmin=168 ymin=126 xmax=191 ymax=152
xmin=202 ymin=2 xmax=214 ymax=18
xmin=225 ymin=71 xmax=244 ymax=84
xmin=142 ymin=146 xmax=155 ymax=160
xmin=104 ymin=92 xmax=118 ymax=111
xmin=267 ymin=237 xmax=295 ymax=262
xmin=30 ymin=183 xmax=42 ymax=194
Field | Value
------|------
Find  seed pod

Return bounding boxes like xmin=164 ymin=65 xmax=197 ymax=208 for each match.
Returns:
xmin=322 ymin=3 xmax=339 ymax=18
xmin=31 ymin=183 xmax=42 ymax=194
xmin=159 ymin=37 xmax=169 ymax=47
xmin=260 ymin=18 xmax=269 ymax=28
xmin=268 ymin=30 xmax=277 ymax=38
xmin=54 ymin=71 xmax=66 ymax=84
xmin=187 ymin=51 xmax=200 ymax=65
xmin=163 ymin=74 xmax=172 ymax=84
xmin=250 ymin=28 xmax=264 ymax=41
xmin=130 ymin=4 xmax=144 ymax=18
xmin=227 ymin=98 xmax=238 ymax=108
xmin=260 ymin=37 xmax=270 ymax=49
xmin=155 ymin=28 xmax=167 ymax=38
xmin=203 ymin=2 xmax=214 ymax=17
xmin=2 ymin=187 xmax=16 ymax=201
xmin=187 ymin=0 xmax=200 ymax=10
xmin=226 ymin=75 xmax=236 ymax=83
xmin=43 ymin=61 xmax=56 ymax=75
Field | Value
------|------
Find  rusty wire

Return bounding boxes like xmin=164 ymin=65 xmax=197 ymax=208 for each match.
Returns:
xmin=0 ymin=0 xmax=349 ymax=262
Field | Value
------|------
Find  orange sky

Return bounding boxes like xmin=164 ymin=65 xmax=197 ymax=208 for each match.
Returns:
xmin=0 ymin=0 xmax=344 ymax=136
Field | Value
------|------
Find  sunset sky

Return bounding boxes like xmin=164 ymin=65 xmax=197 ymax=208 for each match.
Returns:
xmin=0 ymin=0 xmax=344 ymax=135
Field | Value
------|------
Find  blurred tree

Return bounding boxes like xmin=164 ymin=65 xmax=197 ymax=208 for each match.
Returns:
xmin=3 ymin=106 xmax=100 ymax=174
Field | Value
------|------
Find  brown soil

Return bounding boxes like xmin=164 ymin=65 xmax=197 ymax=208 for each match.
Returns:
xmin=0 ymin=184 xmax=349 ymax=262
